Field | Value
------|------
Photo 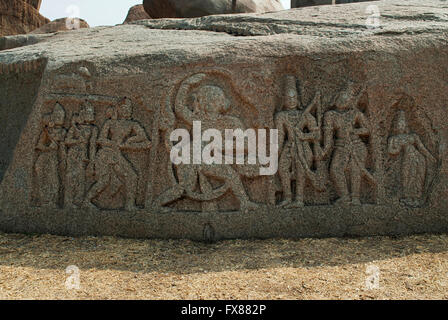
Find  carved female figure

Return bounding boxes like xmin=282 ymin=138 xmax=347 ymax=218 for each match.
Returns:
xmin=64 ymin=102 xmax=98 ymax=208
xmin=388 ymin=111 xmax=436 ymax=207
xmin=34 ymin=103 xmax=67 ymax=208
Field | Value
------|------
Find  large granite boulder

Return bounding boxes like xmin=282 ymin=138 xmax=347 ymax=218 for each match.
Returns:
xmin=292 ymin=0 xmax=375 ymax=7
xmin=30 ymin=17 xmax=90 ymax=34
xmin=124 ymin=4 xmax=152 ymax=23
xmin=143 ymin=0 xmax=284 ymax=18
xmin=0 ymin=0 xmax=49 ymax=36
xmin=1 ymin=0 xmax=448 ymax=240
xmin=24 ymin=0 xmax=42 ymax=10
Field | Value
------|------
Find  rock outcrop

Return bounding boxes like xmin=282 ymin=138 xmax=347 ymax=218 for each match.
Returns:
xmin=0 ymin=0 xmax=49 ymax=36
xmin=1 ymin=0 xmax=448 ymax=240
xmin=124 ymin=4 xmax=151 ymax=23
xmin=24 ymin=0 xmax=42 ymax=10
xmin=291 ymin=0 xmax=376 ymax=7
xmin=143 ymin=0 xmax=284 ymax=18
xmin=31 ymin=17 xmax=90 ymax=34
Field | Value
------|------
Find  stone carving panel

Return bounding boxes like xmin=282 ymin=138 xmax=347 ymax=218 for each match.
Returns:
xmin=28 ymin=71 xmax=442 ymax=214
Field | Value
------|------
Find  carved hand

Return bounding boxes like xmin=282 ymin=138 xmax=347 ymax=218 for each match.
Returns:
xmin=427 ymin=153 xmax=437 ymax=163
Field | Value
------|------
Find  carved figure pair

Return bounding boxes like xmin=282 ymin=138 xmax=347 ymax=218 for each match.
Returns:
xmin=276 ymin=77 xmax=374 ymax=206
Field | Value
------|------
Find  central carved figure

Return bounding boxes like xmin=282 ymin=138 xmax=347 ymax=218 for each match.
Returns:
xmin=153 ymin=72 xmax=260 ymax=212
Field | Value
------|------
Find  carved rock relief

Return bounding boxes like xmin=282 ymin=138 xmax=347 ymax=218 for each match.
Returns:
xmin=31 ymin=69 xmax=441 ymax=212
xmin=33 ymin=96 xmax=151 ymax=211
xmin=385 ymin=95 xmax=440 ymax=208
xmin=274 ymin=76 xmax=383 ymax=207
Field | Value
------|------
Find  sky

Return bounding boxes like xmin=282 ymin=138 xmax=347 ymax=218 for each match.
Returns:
xmin=40 ymin=0 xmax=292 ymax=27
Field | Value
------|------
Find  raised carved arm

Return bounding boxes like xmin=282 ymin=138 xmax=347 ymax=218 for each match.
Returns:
xmin=35 ymin=130 xmax=54 ymax=152
xmin=296 ymin=114 xmax=320 ymax=142
xmin=175 ymin=73 xmax=207 ymax=125
xmin=121 ymin=123 xmax=151 ymax=151
xmin=387 ymin=136 xmax=402 ymax=156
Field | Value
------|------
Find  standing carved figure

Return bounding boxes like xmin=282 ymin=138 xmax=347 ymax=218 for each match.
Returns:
xmin=275 ymin=75 xmax=324 ymax=208
xmin=388 ymin=110 xmax=436 ymax=207
xmin=84 ymin=98 xmax=151 ymax=211
xmin=34 ymin=103 xmax=67 ymax=208
xmin=153 ymin=73 xmax=260 ymax=212
xmin=64 ymin=102 xmax=98 ymax=208
xmin=320 ymin=85 xmax=375 ymax=205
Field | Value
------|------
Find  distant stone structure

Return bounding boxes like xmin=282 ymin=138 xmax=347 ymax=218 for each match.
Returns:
xmin=124 ymin=5 xmax=152 ymax=24
xmin=31 ymin=18 xmax=90 ymax=34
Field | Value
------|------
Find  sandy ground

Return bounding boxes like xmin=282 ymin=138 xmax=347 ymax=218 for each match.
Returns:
xmin=0 ymin=232 xmax=447 ymax=300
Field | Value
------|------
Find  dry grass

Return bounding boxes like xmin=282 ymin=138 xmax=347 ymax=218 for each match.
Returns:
xmin=0 ymin=232 xmax=447 ymax=300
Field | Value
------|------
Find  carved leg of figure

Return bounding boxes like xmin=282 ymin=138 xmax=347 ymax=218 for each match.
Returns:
xmin=152 ymin=165 xmax=196 ymax=211
xmin=64 ymin=174 xmax=75 ymax=209
xmin=35 ymin=153 xmax=59 ymax=208
xmin=84 ymin=175 xmax=108 ymax=209
xmin=65 ymin=159 xmax=85 ymax=209
xmin=349 ymin=156 xmax=362 ymax=206
xmin=152 ymin=185 xmax=185 ymax=211
xmin=199 ymin=173 xmax=219 ymax=212
xmin=114 ymin=160 xmax=138 ymax=211
xmin=331 ymin=148 xmax=351 ymax=205
xmin=401 ymin=151 xmax=426 ymax=207
xmin=285 ymin=160 xmax=305 ymax=209
xmin=203 ymin=165 xmax=260 ymax=212
xmin=278 ymin=148 xmax=293 ymax=207
xmin=351 ymin=144 xmax=368 ymax=206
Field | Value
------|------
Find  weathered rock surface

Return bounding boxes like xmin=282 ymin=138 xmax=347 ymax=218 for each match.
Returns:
xmin=24 ymin=0 xmax=41 ymax=10
xmin=124 ymin=4 xmax=151 ymax=23
xmin=30 ymin=17 xmax=90 ymax=34
xmin=0 ymin=0 xmax=49 ymax=36
xmin=0 ymin=0 xmax=448 ymax=240
xmin=143 ymin=0 xmax=284 ymax=18
xmin=291 ymin=0 xmax=375 ymax=7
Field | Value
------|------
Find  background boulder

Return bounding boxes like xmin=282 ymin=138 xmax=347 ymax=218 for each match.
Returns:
xmin=24 ymin=0 xmax=42 ymax=10
xmin=124 ymin=4 xmax=151 ymax=23
xmin=30 ymin=17 xmax=89 ymax=34
xmin=291 ymin=0 xmax=376 ymax=7
xmin=0 ymin=0 xmax=49 ymax=36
